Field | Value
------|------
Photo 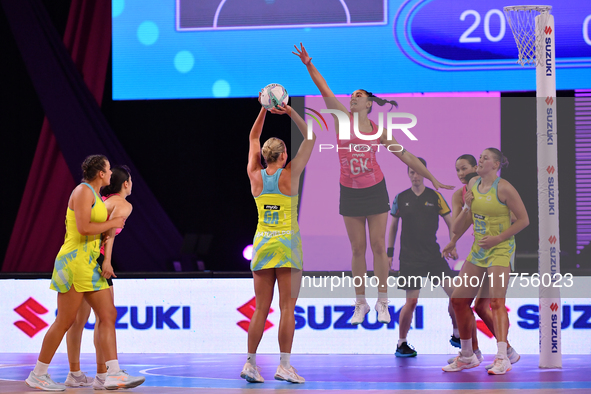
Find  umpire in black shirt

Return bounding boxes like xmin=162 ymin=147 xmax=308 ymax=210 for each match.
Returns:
xmin=387 ymin=158 xmax=458 ymax=357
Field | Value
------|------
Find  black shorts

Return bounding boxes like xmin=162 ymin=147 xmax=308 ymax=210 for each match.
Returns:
xmin=97 ymin=254 xmax=113 ymax=287
xmin=339 ymin=178 xmax=390 ymax=217
xmin=397 ymin=259 xmax=456 ymax=290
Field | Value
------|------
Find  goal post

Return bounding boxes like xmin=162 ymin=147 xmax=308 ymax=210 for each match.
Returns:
xmin=504 ymin=5 xmax=561 ymax=369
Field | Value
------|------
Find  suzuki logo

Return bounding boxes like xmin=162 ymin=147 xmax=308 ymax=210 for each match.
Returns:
xmin=545 ymin=96 xmax=554 ymax=105
xmin=473 ymin=306 xmax=510 ymax=338
xmin=544 ymin=26 xmax=552 ymax=35
xmin=550 ymin=303 xmax=559 ymax=312
xmin=547 ymin=166 xmax=555 ymax=174
xmin=549 ymin=235 xmax=557 ymax=244
xmin=237 ymin=297 xmax=274 ymax=332
xmin=14 ymin=298 xmax=49 ymax=338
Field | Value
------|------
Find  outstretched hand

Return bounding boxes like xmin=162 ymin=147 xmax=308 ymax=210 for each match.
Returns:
xmin=292 ymin=43 xmax=312 ymax=65
xmin=269 ymin=103 xmax=291 ymax=116
xmin=431 ymin=179 xmax=455 ymax=190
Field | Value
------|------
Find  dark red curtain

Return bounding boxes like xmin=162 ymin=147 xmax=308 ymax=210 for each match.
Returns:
xmin=3 ymin=121 xmax=76 ymax=272
xmin=63 ymin=0 xmax=111 ymax=103
xmin=2 ymin=0 xmax=182 ymax=272
xmin=3 ymin=0 xmax=108 ymax=273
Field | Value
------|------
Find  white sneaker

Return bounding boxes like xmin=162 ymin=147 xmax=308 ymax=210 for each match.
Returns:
xmin=447 ymin=350 xmax=483 ymax=365
xmin=351 ymin=302 xmax=370 ymax=325
xmin=485 ymin=347 xmax=520 ymax=370
xmin=487 ymin=355 xmax=512 ymax=375
xmin=477 ymin=350 xmax=484 ymax=363
xmin=447 ymin=352 xmax=460 ymax=365
xmin=25 ymin=371 xmax=66 ymax=391
xmin=508 ymin=346 xmax=521 ymax=364
xmin=274 ymin=365 xmax=305 ymax=383
xmin=375 ymin=300 xmax=391 ymax=324
xmin=104 ymin=370 xmax=145 ymax=390
xmin=65 ymin=371 xmax=93 ymax=387
xmin=92 ymin=375 xmax=105 ymax=390
xmin=442 ymin=353 xmax=480 ymax=372
xmin=240 ymin=363 xmax=264 ymax=383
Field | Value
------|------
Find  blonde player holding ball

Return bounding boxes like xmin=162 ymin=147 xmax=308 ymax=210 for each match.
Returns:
xmin=240 ymin=90 xmax=315 ymax=384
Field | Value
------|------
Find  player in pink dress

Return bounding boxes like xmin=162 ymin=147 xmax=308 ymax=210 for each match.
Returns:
xmin=294 ymin=43 xmax=453 ymax=325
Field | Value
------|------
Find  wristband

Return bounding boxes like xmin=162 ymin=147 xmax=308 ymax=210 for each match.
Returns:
xmin=387 ymin=247 xmax=394 ymax=258
xmin=463 ymin=203 xmax=470 ymax=211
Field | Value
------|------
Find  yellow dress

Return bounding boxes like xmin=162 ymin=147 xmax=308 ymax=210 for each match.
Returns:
xmin=467 ymin=177 xmax=515 ymax=270
xmin=50 ymin=183 xmax=110 ymax=293
xmin=251 ymin=169 xmax=303 ymax=271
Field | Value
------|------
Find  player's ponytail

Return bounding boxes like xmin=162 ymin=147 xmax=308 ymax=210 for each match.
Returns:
xmin=360 ymin=90 xmax=398 ymax=113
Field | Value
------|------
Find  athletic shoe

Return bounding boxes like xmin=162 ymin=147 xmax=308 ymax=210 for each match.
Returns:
xmin=395 ymin=342 xmax=417 ymax=357
xmin=447 ymin=352 xmax=460 ymax=365
xmin=103 ymin=370 xmax=145 ymax=390
xmin=508 ymin=346 xmax=521 ymax=364
xmin=25 ymin=371 xmax=65 ymax=391
xmin=65 ymin=371 xmax=93 ymax=387
xmin=92 ymin=375 xmax=105 ymax=390
xmin=477 ymin=350 xmax=485 ymax=363
xmin=485 ymin=347 xmax=520 ymax=370
xmin=449 ymin=335 xmax=461 ymax=348
xmin=442 ymin=353 xmax=480 ymax=372
xmin=487 ymin=355 xmax=512 ymax=375
xmin=351 ymin=302 xmax=370 ymax=325
xmin=274 ymin=365 xmax=305 ymax=383
xmin=375 ymin=300 xmax=391 ymax=324
xmin=447 ymin=349 xmax=483 ymax=365
xmin=240 ymin=363 xmax=264 ymax=383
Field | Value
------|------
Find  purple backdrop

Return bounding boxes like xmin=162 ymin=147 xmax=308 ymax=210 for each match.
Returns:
xmin=299 ymin=92 xmax=501 ymax=271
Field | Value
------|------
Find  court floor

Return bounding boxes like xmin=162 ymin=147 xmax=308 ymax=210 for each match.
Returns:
xmin=1 ymin=353 xmax=590 ymax=393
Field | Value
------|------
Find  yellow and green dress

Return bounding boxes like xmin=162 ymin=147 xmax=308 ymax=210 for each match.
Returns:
xmin=468 ymin=177 xmax=515 ymax=270
xmin=50 ymin=183 xmax=110 ymax=293
xmin=251 ymin=168 xmax=303 ymax=271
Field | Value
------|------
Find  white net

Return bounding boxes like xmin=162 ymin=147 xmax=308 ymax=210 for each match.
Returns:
xmin=503 ymin=5 xmax=552 ymax=66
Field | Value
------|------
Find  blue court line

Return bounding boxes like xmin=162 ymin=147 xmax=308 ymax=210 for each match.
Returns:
xmin=141 ymin=378 xmax=591 ymax=390
xmin=136 ymin=365 xmax=591 ymax=391
xmin=2 ymin=364 xmax=590 ymax=391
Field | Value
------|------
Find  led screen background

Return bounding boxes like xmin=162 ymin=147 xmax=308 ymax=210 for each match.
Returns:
xmin=112 ymin=0 xmax=591 ymax=99
xmin=3 ymin=279 xmax=590 ymax=354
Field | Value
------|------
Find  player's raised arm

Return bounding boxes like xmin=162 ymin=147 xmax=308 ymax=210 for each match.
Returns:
xmin=293 ymin=43 xmax=348 ymax=135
